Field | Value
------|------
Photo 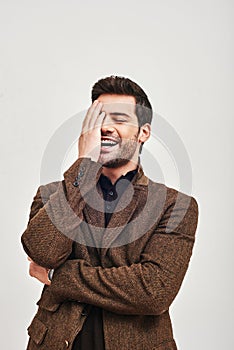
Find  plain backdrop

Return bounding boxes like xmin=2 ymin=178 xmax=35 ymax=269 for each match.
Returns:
xmin=0 ymin=0 xmax=233 ymax=349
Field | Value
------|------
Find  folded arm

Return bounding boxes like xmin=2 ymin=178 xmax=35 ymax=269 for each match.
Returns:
xmin=21 ymin=182 xmax=74 ymax=269
xmin=47 ymin=195 xmax=199 ymax=315
xmin=21 ymin=158 xmax=103 ymax=269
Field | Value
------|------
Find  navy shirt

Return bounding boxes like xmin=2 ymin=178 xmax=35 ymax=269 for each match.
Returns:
xmin=72 ymin=169 xmax=137 ymax=350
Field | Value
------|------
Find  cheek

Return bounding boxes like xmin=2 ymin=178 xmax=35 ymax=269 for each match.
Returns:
xmin=118 ymin=126 xmax=139 ymax=139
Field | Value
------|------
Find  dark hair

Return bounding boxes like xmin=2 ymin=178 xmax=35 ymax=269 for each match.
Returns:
xmin=91 ymin=75 xmax=153 ymax=127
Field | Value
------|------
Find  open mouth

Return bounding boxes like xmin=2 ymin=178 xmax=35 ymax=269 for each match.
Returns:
xmin=101 ymin=137 xmax=120 ymax=151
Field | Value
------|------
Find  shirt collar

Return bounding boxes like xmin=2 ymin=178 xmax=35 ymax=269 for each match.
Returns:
xmin=99 ymin=168 xmax=138 ymax=192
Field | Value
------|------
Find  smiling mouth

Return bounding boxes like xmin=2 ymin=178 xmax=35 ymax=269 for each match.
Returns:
xmin=101 ymin=137 xmax=119 ymax=147
xmin=100 ymin=138 xmax=120 ymax=153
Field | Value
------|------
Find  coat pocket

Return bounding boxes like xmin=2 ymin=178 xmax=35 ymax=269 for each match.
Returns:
xmin=27 ymin=317 xmax=48 ymax=345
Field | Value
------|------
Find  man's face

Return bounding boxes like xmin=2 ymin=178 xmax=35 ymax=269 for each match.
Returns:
xmin=97 ymin=94 xmax=140 ymax=168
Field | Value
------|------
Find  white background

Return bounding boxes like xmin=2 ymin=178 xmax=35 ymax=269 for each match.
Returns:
xmin=0 ymin=0 xmax=233 ymax=349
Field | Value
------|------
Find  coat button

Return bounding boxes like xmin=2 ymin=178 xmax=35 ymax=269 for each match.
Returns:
xmin=81 ymin=308 xmax=88 ymax=316
xmin=73 ymin=181 xmax=79 ymax=187
xmin=65 ymin=340 xmax=69 ymax=347
xmin=81 ymin=310 xmax=88 ymax=316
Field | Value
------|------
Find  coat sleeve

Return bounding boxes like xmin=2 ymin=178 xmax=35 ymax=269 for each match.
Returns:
xmin=21 ymin=181 xmax=74 ymax=269
xmin=46 ymin=195 xmax=199 ymax=315
xmin=21 ymin=158 xmax=103 ymax=269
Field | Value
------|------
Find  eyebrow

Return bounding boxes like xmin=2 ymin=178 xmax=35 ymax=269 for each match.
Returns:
xmin=109 ymin=112 xmax=131 ymax=118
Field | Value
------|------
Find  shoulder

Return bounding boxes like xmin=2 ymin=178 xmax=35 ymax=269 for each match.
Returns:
xmin=147 ymin=178 xmax=199 ymax=219
xmin=34 ymin=180 xmax=64 ymax=203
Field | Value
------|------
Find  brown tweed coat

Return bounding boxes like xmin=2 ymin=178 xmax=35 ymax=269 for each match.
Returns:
xmin=21 ymin=157 xmax=199 ymax=350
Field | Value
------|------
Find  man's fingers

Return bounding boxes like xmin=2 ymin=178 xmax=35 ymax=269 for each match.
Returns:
xmin=78 ymin=100 xmax=104 ymax=160
xmin=82 ymin=100 xmax=103 ymax=133
xmin=28 ymin=262 xmax=51 ymax=285
xmin=88 ymin=101 xmax=103 ymax=130
xmin=82 ymin=100 xmax=100 ymax=133
xmin=94 ymin=111 xmax=106 ymax=129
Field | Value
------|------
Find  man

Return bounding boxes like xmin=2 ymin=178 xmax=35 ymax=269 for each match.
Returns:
xmin=21 ymin=76 xmax=199 ymax=350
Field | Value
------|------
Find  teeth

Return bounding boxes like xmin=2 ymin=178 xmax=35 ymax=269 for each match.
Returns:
xmin=101 ymin=139 xmax=118 ymax=146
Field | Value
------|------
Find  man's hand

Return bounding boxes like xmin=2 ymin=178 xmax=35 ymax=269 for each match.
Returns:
xmin=27 ymin=256 xmax=51 ymax=286
xmin=78 ymin=100 xmax=105 ymax=162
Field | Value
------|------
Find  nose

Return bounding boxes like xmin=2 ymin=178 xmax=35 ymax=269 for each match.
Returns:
xmin=101 ymin=114 xmax=115 ymax=133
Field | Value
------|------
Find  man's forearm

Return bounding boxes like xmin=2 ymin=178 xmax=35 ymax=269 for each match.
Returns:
xmin=21 ymin=158 xmax=103 ymax=269
xmin=46 ymin=196 xmax=199 ymax=315
xmin=21 ymin=182 xmax=74 ymax=269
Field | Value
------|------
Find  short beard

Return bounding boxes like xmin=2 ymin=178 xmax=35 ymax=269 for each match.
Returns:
xmin=100 ymin=134 xmax=139 ymax=169
xmin=102 ymin=157 xmax=130 ymax=168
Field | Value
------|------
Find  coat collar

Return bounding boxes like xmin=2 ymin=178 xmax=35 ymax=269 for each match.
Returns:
xmin=63 ymin=157 xmax=149 ymax=187
xmin=63 ymin=158 xmax=149 ymax=251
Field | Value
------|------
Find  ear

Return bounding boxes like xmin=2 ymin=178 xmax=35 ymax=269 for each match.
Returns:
xmin=138 ymin=123 xmax=151 ymax=143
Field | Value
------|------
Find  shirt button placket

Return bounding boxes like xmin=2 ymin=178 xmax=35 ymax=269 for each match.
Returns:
xmin=106 ymin=204 xmax=111 ymax=211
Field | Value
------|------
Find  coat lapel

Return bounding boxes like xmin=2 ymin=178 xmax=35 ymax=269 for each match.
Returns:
xmin=63 ymin=158 xmax=149 ymax=256
xmin=100 ymin=166 xmax=149 ymax=255
xmin=82 ymin=186 xmax=106 ymax=249
xmin=101 ymin=189 xmax=137 ymax=246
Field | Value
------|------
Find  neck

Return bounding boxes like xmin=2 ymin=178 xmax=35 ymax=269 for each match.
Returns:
xmin=101 ymin=160 xmax=138 ymax=184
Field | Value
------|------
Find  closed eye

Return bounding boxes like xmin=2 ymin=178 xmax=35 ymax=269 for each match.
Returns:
xmin=114 ymin=118 xmax=128 ymax=123
xmin=110 ymin=112 xmax=131 ymax=124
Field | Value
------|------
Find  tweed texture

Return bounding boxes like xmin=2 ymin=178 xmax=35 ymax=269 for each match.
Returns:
xmin=21 ymin=157 xmax=199 ymax=350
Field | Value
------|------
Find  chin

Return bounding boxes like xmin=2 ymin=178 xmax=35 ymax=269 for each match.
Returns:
xmin=101 ymin=158 xmax=130 ymax=168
